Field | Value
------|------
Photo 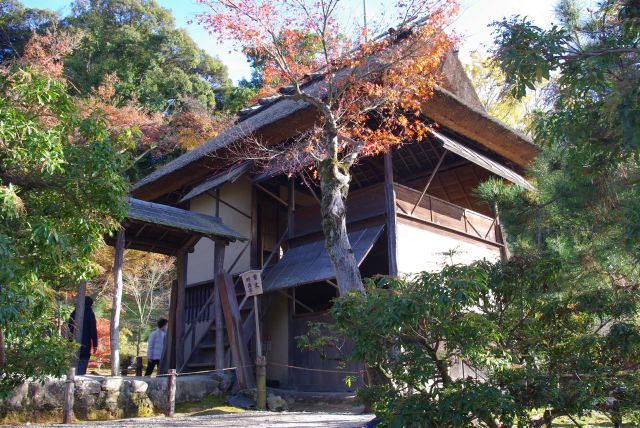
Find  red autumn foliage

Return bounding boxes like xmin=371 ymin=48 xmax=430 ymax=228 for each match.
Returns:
xmin=94 ymin=318 xmax=111 ymax=358
xmin=196 ymin=0 xmax=459 ymax=294
xmin=197 ymin=0 xmax=459 ymax=164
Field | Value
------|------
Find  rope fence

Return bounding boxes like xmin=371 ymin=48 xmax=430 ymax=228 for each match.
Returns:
xmin=154 ymin=361 xmax=364 ymax=377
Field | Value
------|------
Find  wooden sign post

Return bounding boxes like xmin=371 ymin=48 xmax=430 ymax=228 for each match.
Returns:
xmin=240 ymin=270 xmax=266 ymax=409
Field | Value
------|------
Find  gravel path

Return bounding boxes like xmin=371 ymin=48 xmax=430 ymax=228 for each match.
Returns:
xmin=32 ymin=412 xmax=374 ymax=428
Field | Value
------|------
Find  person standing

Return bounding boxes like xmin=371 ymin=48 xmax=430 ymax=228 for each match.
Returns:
xmin=68 ymin=296 xmax=98 ymax=375
xmin=145 ymin=318 xmax=168 ymax=376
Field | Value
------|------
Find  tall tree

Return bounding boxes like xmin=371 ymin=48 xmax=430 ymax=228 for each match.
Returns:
xmin=0 ymin=0 xmax=57 ymax=62
xmin=0 ymin=56 xmax=132 ymax=395
xmin=62 ymin=0 xmax=230 ymax=112
xmin=1 ymin=0 xmax=231 ymax=113
xmin=197 ymin=0 xmax=458 ymax=294
xmin=489 ymin=0 xmax=640 ymax=269
xmin=463 ymin=51 xmax=543 ymax=132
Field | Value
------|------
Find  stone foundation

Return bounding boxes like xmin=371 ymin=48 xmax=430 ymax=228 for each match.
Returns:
xmin=0 ymin=374 xmax=222 ymax=423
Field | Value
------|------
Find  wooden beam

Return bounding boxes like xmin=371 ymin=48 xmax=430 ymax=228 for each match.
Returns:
xmin=206 ymin=191 xmax=251 ymax=219
xmin=288 ymin=178 xmax=295 ymax=239
xmin=227 ymin=240 xmax=250 ymax=273
xmin=325 ymin=280 xmax=339 ymax=290
xmin=411 ymin=150 xmax=447 ymax=215
xmin=278 ymin=289 xmax=315 ymax=314
xmin=250 ymin=186 xmax=259 ymax=269
xmin=125 ymin=224 xmax=147 ymax=249
xmin=217 ymin=272 xmax=255 ymax=389
xmin=175 ymin=251 xmax=188 ymax=371
xmin=255 ymin=183 xmax=288 ymax=207
xmin=453 ymin=168 xmax=474 ymax=209
xmin=110 ymin=228 xmax=125 ymax=376
xmin=384 ymin=151 xmax=398 ymax=276
xmin=213 ymin=241 xmax=226 ymax=372
xmin=159 ymin=279 xmax=178 ymax=374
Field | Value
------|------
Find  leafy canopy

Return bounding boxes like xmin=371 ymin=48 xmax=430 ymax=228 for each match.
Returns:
xmin=0 ymin=65 xmax=133 ymax=396
xmin=1 ymin=0 xmax=231 ymax=113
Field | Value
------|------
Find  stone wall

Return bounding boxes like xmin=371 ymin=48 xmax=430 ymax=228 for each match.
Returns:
xmin=0 ymin=374 xmax=222 ymax=423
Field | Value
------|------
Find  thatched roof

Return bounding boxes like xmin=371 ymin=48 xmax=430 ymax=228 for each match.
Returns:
xmin=132 ymin=49 xmax=538 ymax=201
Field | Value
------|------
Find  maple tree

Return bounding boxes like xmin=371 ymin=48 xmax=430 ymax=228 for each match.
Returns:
xmin=197 ymin=0 xmax=458 ymax=294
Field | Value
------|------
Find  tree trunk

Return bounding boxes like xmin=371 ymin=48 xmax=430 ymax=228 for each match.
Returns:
xmin=318 ymin=159 xmax=365 ymax=296
xmin=110 ymin=227 xmax=125 ymax=376
xmin=136 ymin=325 xmax=141 ymax=357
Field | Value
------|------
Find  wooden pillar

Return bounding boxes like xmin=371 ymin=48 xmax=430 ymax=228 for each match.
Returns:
xmin=73 ymin=280 xmax=87 ymax=367
xmin=213 ymin=240 xmax=226 ymax=372
xmin=250 ymin=186 xmax=259 ymax=269
xmin=384 ymin=151 xmax=398 ymax=276
xmin=159 ymin=279 xmax=178 ymax=374
xmin=62 ymin=367 xmax=75 ymax=423
xmin=175 ymin=251 xmax=187 ymax=371
xmin=218 ymin=272 xmax=255 ymax=389
xmin=110 ymin=228 xmax=125 ymax=376
xmin=288 ymin=178 xmax=295 ymax=239
xmin=167 ymin=369 xmax=176 ymax=417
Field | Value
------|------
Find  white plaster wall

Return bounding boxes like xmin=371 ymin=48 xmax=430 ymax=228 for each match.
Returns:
xmin=187 ymin=177 xmax=252 ymax=284
xmin=397 ymin=220 xmax=500 ymax=275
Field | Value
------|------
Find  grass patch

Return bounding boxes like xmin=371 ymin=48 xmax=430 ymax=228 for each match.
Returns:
xmin=174 ymin=394 xmax=245 ymax=416
xmin=0 ymin=408 xmax=63 ymax=425
xmin=552 ymin=412 xmax=634 ymax=427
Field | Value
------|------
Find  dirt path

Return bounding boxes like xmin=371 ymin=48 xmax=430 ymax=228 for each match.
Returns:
xmin=33 ymin=412 xmax=374 ymax=427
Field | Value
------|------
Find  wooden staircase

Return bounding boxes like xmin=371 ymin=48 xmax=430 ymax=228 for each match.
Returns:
xmin=181 ymin=230 xmax=287 ymax=381
xmin=181 ymin=276 xmax=273 ymax=374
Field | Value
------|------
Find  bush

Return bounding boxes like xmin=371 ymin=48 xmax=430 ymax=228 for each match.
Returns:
xmin=301 ymin=256 xmax=640 ymax=427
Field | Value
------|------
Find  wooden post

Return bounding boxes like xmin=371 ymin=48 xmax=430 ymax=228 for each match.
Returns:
xmin=110 ymin=228 xmax=125 ymax=376
xmin=250 ymin=186 xmax=259 ymax=269
xmin=135 ymin=356 xmax=143 ymax=376
xmin=256 ymin=355 xmax=266 ymax=410
xmin=213 ymin=241 xmax=226 ymax=372
xmin=159 ymin=279 xmax=178 ymax=375
xmin=175 ymin=252 xmax=187 ymax=371
xmin=62 ymin=367 xmax=75 ymax=424
xmin=384 ymin=151 xmax=398 ymax=276
xmin=288 ymin=178 xmax=295 ymax=239
xmin=167 ymin=369 xmax=176 ymax=417
xmin=73 ymin=281 xmax=87 ymax=367
xmin=217 ymin=272 xmax=255 ymax=389
xmin=254 ymin=294 xmax=266 ymax=410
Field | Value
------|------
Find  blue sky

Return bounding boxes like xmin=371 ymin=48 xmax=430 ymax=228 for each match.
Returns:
xmin=22 ymin=0 xmax=561 ymax=83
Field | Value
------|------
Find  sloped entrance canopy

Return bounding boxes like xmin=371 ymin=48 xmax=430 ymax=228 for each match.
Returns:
xmin=104 ymin=197 xmax=245 ymax=255
xmin=431 ymin=131 xmax=535 ymax=191
xmin=102 ymin=198 xmax=247 ymax=383
xmin=262 ymin=225 xmax=384 ymax=292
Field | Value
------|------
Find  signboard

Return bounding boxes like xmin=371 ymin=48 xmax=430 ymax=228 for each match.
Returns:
xmin=240 ymin=270 xmax=263 ymax=297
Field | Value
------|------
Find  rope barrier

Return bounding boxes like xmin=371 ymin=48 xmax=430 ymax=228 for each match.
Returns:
xmin=155 ymin=365 xmax=255 ymax=377
xmin=267 ymin=361 xmax=364 ymax=375
xmin=153 ymin=361 xmax=363 ymax=377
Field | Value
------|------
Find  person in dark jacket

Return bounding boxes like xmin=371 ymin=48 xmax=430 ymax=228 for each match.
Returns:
xmin=68 ymin=296 xmax=98 ymax=375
